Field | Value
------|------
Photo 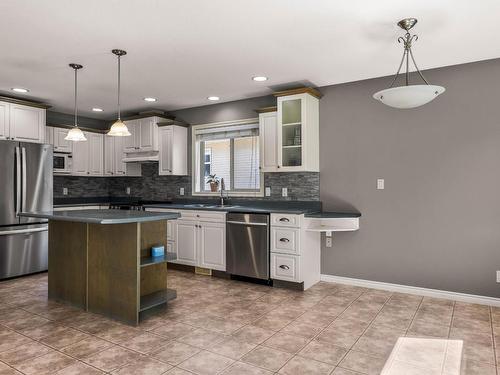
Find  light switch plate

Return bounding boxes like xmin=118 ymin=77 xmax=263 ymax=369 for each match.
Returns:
xmin=126 ymin=187 xmax=131 ymax=195
xmin=62 ymin=187 xmax=68 ymax=196
xmin=180 ymin=187 xmax=185 ymax=196
xmin=265 ymin=187 xmax=271 ymax=197
xmin=377 ymin=179 xmax=385 ymax=190
xmin=282 ymin=187 xmax=288 ymax=197
xmin=496 ymin=271 xmax=500 ymax=283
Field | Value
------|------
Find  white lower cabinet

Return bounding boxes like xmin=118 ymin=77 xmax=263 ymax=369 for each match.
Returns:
xmin=270 ymin=213 xmax=320 ymax=289
xmin=199 ymin=221 xmax=225 ymax=271
xmin=176 ymin=219 xmax=198 ymax=266
xmin=145 ymin=209 xmax=226 ymax=271
xmin=271 ymin=253 xmax=300 ymax=282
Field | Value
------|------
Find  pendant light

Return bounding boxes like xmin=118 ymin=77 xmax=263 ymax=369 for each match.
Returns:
xmin=373 ymin=18 xmax=445 ymax=109
xmin=64 ymin=64 xmax=87 ymax=141
xmin=107 ymin=49 xmax=131 ymax=136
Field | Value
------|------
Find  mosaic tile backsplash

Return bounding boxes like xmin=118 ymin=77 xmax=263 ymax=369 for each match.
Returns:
xmin=54 ymin=163 xmax=320 ymax=201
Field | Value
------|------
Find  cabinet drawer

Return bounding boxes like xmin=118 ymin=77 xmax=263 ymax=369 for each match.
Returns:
xmin=271 ymin=213 xmax=300 ymax=228
xmin=271 ymin=253 xmax=300 ymax=282
xmin=271 ymin=227 xmax=300 ymax=255
xmin=194 ymin=211 xmax=226 ymax=222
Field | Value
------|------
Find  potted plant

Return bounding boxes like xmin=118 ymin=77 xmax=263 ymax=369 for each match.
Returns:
xmin=206 ymin=174 xmax=220 ymax=192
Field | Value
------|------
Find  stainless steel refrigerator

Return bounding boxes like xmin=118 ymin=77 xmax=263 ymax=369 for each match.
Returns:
xmin=0 ymin=140 xmax=52 ymax=279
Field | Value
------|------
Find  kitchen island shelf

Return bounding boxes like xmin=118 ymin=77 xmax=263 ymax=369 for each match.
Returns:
xmin=140 ymin=253 xmax=176 ymax=267
xmin=140 ymin=289 xmax=177 ymax=312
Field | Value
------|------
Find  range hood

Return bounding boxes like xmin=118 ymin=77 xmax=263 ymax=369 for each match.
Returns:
xmin=122 ymin=151 xmax=159 ymax=163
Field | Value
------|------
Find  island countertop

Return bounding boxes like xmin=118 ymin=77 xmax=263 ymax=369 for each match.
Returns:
xmin=19 ymin=209 xmax=180 ymax=224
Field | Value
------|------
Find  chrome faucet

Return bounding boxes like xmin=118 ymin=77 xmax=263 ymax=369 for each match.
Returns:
xmin=220 ymin=178 xmax=226 ymax=206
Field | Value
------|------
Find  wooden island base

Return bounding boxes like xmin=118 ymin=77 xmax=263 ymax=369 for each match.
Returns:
xmin=48 ymin=219 xmax=175 ymax=325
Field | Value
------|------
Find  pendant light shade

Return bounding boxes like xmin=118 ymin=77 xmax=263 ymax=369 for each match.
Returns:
xmin=373 ymin=18 xmax=445 ymax=109
xmin=108 ymin=49 xmax=131 ymax=136
xmin=65 ymin=63 xmax=87 ymax=141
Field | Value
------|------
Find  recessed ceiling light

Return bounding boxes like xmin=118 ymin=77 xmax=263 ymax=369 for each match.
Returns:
xmin=92 ymin=108 xmax=104 ymax=112
xmin=11 ymin=87 xmax=29 ymax=93
xmin=207 ymin=96 xmax=220 ymax=101
xmin=143 ymin=97 xmax=157 ymax=102
xmin=252 ymin=76 xmax=268 ymax=82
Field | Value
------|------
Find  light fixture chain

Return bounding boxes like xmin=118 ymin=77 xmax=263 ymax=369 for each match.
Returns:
xmin=74 ymin=67 xmax=78 ymax=127
xmin=117 ymin=55 xmax=121 ymax=120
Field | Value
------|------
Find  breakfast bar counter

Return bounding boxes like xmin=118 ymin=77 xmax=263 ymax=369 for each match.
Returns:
xmin=19 ymin=209 xmax=180 ymax=326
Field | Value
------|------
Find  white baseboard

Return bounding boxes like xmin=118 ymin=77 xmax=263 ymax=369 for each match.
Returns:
xmin=320 ymin=274 xmax=500 ymax=307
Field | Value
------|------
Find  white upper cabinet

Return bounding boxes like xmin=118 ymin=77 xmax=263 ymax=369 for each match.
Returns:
xmin=276 ymin=92 xmax=319 ymax=172
xmin=259 ymin=111 xmax=278 ymax=172
xmin=71 ymin=132 xmax=90 ymax=176
xmin=104 ymin=135 xmax=115 ymax=176
xmin=88 ymin=133 xmax=104 ymax=175
xmin=158 ymin=125 xmax=188 ymax=176
xmin=72 ymin=131 xmax=103 ymax=176
xmin=122 ymin=119 xmax=139 ymax=152
xmin=52 ymin=127 xmax=72 ymax=153
xmin=6 ymin=102 xmax=45 ymax=143
xmin=0 ymin=102 xmax=10 ymax=140
xmin=122 ymin=117 xmax=159 ymax=152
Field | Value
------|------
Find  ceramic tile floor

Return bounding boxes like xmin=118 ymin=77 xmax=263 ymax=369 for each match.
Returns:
xmin=0 ymin=270 xmax=498 ymax=375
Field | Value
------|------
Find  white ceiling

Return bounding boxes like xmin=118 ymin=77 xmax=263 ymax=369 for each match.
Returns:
xmin=1 ymin=0 xmax=499 ymax=119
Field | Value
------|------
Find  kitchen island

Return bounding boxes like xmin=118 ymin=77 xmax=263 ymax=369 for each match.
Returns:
xmin=19 ymin=209 xmax=180 ymax=326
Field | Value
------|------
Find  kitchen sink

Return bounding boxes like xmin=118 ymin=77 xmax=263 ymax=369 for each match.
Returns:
xmin=183 ymin=204 xmax=237 ymax=209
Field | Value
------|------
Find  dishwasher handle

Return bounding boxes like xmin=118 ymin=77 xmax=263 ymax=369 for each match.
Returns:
xmin=226 ymin=220 xmax=268 ymax=227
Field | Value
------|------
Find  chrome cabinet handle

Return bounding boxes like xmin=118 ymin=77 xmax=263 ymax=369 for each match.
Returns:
xmin=279 ymin=265 xmax=290 ymax=270
xmin=279 ymin=238 xmax=290 ymax=243
xmin=279 ymin=217 xmax=290 ymax=222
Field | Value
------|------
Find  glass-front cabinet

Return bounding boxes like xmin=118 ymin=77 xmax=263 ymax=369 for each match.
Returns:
xmin=276 ymin=91 xmax=320 ymax=172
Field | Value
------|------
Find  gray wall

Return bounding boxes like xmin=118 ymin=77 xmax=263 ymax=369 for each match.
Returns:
xmin=319 ymin=59 xmax=500 ymax=298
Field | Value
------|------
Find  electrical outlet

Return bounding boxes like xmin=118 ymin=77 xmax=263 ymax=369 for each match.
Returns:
xmin=179 ymin=187 xmax=185 ymax=196
xmin=126 ymin=187 xmax=131 ymax=195
xmin=325 ymin=236 xmax=332 ymax=248
xmin=496 ymin=271 xmax=500 ymax=283
xmin=265 ymin=187 xmax=271 ymax=197
xmin=282 ymin=187 xmax=288 ymax=197
xmin=377 ymin=179 xmax=385 ymax=190
xmin=62 ymin=187 xmax=68 ymax=196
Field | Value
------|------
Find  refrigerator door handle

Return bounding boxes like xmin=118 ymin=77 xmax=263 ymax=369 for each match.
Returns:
xmin=21 ymin=147 xmax=27 ymax=213
xmin=0 ymin=226 xmax=48 ymax=236
xmin=15 ymin=146 xmax=21 ymax=216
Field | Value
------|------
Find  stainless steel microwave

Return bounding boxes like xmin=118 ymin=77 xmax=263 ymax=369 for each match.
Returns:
xmin=53 ymin=152 xmax=72 ymax=174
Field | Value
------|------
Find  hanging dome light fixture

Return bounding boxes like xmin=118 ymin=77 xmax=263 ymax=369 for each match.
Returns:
xmin=65 ymin=63 xmax=87 ymax=142
xmin=373 ymin=18 xmax=445 ymax=109
xmin=107 ymin=49 xmax=131 ymax=136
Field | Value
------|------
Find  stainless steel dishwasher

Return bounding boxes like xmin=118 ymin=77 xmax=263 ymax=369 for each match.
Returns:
xmin=226 ymin=213 xmax=270 ymax=280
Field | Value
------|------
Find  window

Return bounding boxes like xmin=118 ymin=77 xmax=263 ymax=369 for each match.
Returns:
xmin=193 ymin=120 xmax=262 ymax=195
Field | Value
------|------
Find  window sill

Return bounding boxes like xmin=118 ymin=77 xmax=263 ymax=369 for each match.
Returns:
xmin=192 ymin=191 xmax=264 ymax=198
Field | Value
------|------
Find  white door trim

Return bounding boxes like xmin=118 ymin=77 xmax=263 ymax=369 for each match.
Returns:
xmin=320 ymin=274 xmax=500 ymax=307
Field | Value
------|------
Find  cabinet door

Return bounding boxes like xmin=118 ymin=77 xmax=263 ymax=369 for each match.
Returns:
xmin=53 ymin=127 xmax=72 ymax=153
xmin=259 ymin=112 xmax=278 ymax=172
xmin=199 ymin=221 xmax=225 ymax=271
xmin=104 ymin=135 xmax=114 ymax=176
xmin=158 ymin=127 xmax=172 ymax=175
xmin=88 ymin=133 xmax=104 ymax=176
xmin=71 ymin=132 xmax=89 ymax=175
xmin=0 ymin=101 xmax=10 ymax=140
xmin=9 ymin=104 xmax=45 ymax=143
xmin=277 ymin=96 xmax=304 ymax=170
xmin=167 ymin=219 xmax=177 ymax=242
xmin=113 ymin=136 xmax=126 ymax=175
xmin=45 ymin=126 xmax=53 ymax=145
xmin=122 ymin=120 xmax=139 ymax=152
xmin=176 ymin=219 xmax=197 ymax=266
xmin=138 ymin=118 xmax=155 ymax=151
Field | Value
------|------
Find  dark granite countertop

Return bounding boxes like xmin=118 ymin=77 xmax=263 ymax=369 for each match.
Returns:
xmin=19 ymin=209 xmax=180 ymax=224
xmin=304 ymin=212 xmax=361 ymax=218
